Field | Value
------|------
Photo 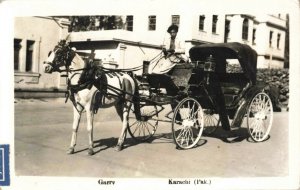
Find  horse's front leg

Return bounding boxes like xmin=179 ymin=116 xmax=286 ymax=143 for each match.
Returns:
xmin=115 ymin=102 xmax=131 ymax=151
xmin=67 ymin=107 xmax=81 ymax=154
xmin=86 ymin=107 xmax=95 ymax=156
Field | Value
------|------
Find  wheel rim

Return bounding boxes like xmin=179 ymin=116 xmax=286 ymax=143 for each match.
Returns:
xmin=128 ymin=103 xmax=158 ymax=142
xmin=247 ymin=92 xmax=273 ymax=142
xmin=203 ymin=109 xmax=220 ymax=135
xmin=172 ymin=98 xmax=204 ymax=149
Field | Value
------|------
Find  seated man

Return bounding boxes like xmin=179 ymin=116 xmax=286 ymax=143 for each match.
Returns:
xmin=148 ymin=24 xmax=188 ymax=74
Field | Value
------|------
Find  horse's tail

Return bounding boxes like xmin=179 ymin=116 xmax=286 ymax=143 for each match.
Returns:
xmin=129 ymin=73 xmax=142 ymax=119
xmin=132 ymin=75 xmax=139 ymax=104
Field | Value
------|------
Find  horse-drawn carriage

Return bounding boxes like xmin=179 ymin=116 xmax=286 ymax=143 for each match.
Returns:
xmin=44 ymin=41 xmax=273 ymax=154
xmin=127 ymin=42 xmax=273 ymax=149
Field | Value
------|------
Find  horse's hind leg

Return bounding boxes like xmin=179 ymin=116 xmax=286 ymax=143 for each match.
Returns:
xmin=86 ymin=108 xmax=94 ymax=155
xmin=114 ymin=102 xmax=124 ymax=151
xmin=115 ymin=101 xmax=131 ymax=151
xmin=67 ymin=107 xmax=81 ymax=154
xmin=115 ymin=78 xmax=135 ymax=151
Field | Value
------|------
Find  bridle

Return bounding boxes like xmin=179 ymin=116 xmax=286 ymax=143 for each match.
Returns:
xmin=45 ymin=40 xmax=77 ymax=73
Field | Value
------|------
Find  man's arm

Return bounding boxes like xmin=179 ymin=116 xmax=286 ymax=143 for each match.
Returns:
xmin=174 ymin=38 xmax=185 ymax=54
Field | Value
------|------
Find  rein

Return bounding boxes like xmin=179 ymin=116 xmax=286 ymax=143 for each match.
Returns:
xmin=98 ymin=65 xmax=143 ymax=72
xmin=60 ymin=64 xmax=143 ymax=74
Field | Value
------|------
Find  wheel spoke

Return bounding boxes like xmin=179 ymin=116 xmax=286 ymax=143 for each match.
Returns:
xmin=131 ymin=121 xmax=141 ymax=135
xmin=141 ymin=122 xmax=146 ymax=137
xmin=190 ymin=102 xmax=196 ymax=120
xmin=176 ymin=128 xmax=185 ymax=141
xmin=147 ymin=121 xmax=157 ymax=131
xmin=179 ymin=130 xmax=186 ymax=146
xmin=186 ymin=130 xmax=191 ymax=147
xmin=189 ymin=127 xmax=195 ymax=144
xmin=142 ymin=122 xmax=150 ymax=136
xmin=129 ymin=120 xmax=138 ymax=128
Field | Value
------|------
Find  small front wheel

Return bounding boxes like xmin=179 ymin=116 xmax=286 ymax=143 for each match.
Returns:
xmin=247 ymin=92 xmax=273 ymax=142
xmin=128 ymin=103 xmax=159 ymax=142
xmin=172 ymin=97 xmax=204 ymax=149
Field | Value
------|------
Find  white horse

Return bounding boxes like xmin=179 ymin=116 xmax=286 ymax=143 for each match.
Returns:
xmin=43 ymin=40 xmax=136 ymax=155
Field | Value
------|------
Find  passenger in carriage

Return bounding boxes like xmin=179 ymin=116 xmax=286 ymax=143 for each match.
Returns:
xmin=148 ymin=24 xmax=188 ymax=74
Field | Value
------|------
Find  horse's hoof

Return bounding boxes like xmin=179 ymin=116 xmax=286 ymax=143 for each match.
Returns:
xmin=87 ymin=148 xmax=94 ymax=156
xmin=67 ymin=148 xmax=75 ymax=154
xmin=115 ymin=145 xmax=123 ymax=152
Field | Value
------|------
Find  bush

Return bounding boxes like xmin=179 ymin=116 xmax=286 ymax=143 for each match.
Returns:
xmin=228 ymin=65 xmax=289 ymax=107
xmin=257 ymin=68 xmax=289 ymax=106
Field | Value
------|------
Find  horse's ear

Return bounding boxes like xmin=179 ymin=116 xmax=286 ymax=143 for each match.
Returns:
xmin=48 ymin=51 xmax=52 ymax=57
xmin=65 ymin=34 xmax=71 ymax=41
xmin=65 ymin=34 xmax=72 ymax=46
xmin=58 ymin=40 xmax=66 ymax=47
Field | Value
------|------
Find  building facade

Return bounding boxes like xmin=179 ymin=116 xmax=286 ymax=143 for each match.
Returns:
xmin=14 ymin=16 xmax=69 ymax=97
xmin=14 ymin=14 xmax=287 ymax=96
xmin=225 ymin=14 xmax=287 ymax=68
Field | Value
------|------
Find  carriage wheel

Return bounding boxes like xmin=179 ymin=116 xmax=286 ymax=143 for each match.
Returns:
xmin=247 ymin=92 xmax=273 ymax=142
xmin=128 ymin=103 xmax=159 ymax=142
xmin=203 ymin=109 xmax=220 ymax=135
xmin=172 ymin=97 xmax=204 ymax=149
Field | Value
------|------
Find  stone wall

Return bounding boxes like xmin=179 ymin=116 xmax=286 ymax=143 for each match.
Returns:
xmin=228 ymin=65 xmax=289 ymax=107
xmin=257 ymin=69 xmax=289 ymax=106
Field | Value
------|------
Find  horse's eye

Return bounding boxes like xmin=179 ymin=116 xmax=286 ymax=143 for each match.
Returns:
xmin=48 ymin=51 xmax=52 ymax=57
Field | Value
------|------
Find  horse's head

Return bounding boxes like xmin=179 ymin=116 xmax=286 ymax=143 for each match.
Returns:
xmin=43 ymin=40 xmax=75 ymax=73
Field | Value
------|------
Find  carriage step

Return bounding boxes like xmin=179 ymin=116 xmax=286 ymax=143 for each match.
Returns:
xmin=150 ymin=96 xmax=173 ymax=104
xmin=229 ymin=124 xmax=241 ymax=131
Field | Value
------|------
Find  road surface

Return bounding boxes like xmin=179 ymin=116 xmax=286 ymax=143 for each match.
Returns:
xmin=14 ymin=98 xmax=289 ymax=178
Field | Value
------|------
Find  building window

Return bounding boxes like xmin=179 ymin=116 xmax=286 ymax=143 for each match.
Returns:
xmin=14 ymin=39 xmax=22 ymax=71
xmin=171 ymin=15 xmax=180 ymax=27
xmin=224 ymin=19 xmax=230 ymax=42
xmin=242 ymin=18 xmax=249 ymax=40
xmin=277 ymin=33 xmax=281 ymax=49
xmin=212 ymin=15 xmax=218 ymax=33
xmin=26 ymin=40 xmax=35 ymax=72
xmin=148 ymin=15 xmax=156 ymax=31
xmin=199 ymin=15 xmax=205 ymax=31
xmin=252 ymin=28 xmax=256 ymax=45
xmin=269 ymin=31 xmax=273 ymax=47
xmin=126 ymin=15 xmax=133 ymax=31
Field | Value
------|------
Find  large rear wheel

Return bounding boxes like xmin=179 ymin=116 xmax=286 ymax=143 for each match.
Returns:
xmin=247 ymin=92 xmax=273 ymax=142
xmin=128 ymin=103 xmax=159 ymax=142
xmin=172 ymin=97 xmax=204 ymax=149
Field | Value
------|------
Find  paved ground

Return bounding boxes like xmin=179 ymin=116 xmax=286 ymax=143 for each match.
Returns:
xmin=14 ymin=98 xmax=289 ymax=178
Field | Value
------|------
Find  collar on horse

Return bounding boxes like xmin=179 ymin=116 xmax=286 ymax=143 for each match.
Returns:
xmin=65 ymin=59 xmax=100 ymax=96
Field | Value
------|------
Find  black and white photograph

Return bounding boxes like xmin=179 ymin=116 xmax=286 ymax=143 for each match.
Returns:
xmin=0 ymin=0 xmax=299 ymax=189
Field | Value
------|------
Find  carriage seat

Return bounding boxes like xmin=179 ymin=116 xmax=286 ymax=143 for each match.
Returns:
xmin=144 ymin=63 xmax=193 ymax=94
xmin=219 ymin=73 xmax=250 ymax=106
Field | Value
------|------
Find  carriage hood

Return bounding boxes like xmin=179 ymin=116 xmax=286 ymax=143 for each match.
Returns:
xmin=189 ymin=42 xmax=257 ymax=84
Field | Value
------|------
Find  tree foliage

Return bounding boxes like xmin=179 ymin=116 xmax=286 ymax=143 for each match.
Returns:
xmin=69 ymin=16 xmax=125 ymax=32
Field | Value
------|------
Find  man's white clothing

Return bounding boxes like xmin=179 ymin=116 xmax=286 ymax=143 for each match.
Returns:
xmin=148 ymin=34 xmax=188 ymax=74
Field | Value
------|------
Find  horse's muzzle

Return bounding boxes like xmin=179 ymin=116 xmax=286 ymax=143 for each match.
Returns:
xmin=43 ymin=62 xmax=53 ymax=73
